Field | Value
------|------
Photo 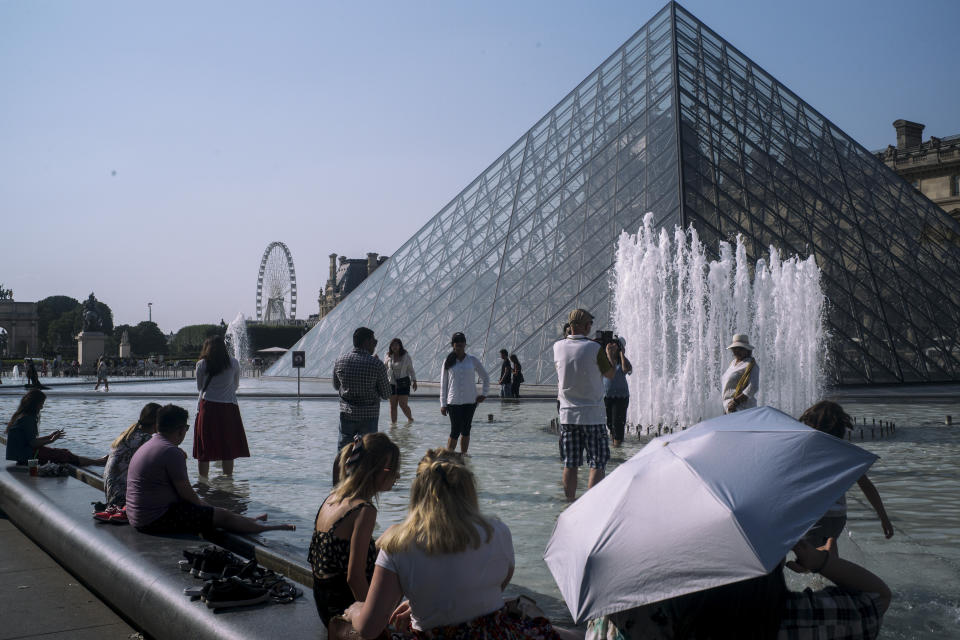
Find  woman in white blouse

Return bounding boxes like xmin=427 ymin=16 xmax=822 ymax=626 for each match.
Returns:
xmin=384 ymin=338 xmax=417 ymax=424
xmin=438 ymin=332 xmax=489 ymax=455
xmin=193 ymin=335 xmax=250 ymax=477
xmin=720 ymin=333 xmax=759 ymax=414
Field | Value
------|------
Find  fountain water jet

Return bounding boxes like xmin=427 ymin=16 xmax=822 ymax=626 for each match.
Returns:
xmin=225 ymin=312 xmax=250 ymax=364
xmin=612 ymin=212 xmax=825 ymax=432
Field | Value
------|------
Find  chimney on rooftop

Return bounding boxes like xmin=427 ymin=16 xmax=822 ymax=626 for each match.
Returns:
xmin=367 ymin=252 xmax=379 ymax=276
xmin=894 ymin=119 xmax=924 ymax=149
xmin=328 ymin=254 xmax=338 ymax=283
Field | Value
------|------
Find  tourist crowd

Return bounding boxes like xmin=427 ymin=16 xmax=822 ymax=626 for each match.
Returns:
xmin=4 ymin=309 xmax=895 ymax=639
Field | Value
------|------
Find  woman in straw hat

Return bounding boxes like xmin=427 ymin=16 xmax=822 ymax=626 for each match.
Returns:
xmin=720 ymin=334 xmax=758 ymax=414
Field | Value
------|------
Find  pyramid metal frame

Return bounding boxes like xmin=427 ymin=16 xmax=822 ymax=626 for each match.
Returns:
xmin=269 ymin=2 xmax=960 ymax=385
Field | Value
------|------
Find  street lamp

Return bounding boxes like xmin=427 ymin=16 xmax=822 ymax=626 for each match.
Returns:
xmin=148 ymin=302 xmax=153 ymax=323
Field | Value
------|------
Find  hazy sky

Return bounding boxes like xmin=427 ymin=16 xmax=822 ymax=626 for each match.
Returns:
xmin=3 ymin=0 xmax=958 ymax=333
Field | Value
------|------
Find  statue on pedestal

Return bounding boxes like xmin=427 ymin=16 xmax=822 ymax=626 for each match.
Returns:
xmin=82 ymin=293 xmax=103 ymax=333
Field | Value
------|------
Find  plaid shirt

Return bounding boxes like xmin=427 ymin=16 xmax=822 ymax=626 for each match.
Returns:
xmin=779 ymin=586 xmax=883 ymax=640
xmin=333 ymin=348 xmax=390 ymax=419
xmin=585 ymin=587 xmax=882 ymax=640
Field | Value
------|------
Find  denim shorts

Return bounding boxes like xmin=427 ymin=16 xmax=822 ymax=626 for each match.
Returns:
xmin=559 ymin=424 xmax=610 ymax=469
xmin=338 ymin=413 xmax=379 ymax=450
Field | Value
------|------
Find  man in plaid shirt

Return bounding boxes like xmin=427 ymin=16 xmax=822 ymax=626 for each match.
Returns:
xmin=332 ymin=327 xmax=390 ymax=483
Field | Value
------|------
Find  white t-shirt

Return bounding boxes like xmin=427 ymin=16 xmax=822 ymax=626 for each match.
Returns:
xmin=375 ymin=518 xmax=514 ymax=631
xmin=439 ymin=354 xmax=490 ymax=408
xmin=553 ymin=335 xmax=609 ymax=425
xmin=196 ymin=356 xmax=240 ymax=404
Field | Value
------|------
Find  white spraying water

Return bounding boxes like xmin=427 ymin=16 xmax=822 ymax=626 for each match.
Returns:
xmin=226 ymin=312 xmax=250 ymax=363
xmin=612 ymin=212 xmax=825 ymax=432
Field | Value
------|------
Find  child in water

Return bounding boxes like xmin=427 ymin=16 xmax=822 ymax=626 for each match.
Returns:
xmin=799 ymin=401 xmax=894 ymax=547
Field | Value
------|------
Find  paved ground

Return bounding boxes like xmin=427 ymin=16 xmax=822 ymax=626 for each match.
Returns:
xmin=0 ymin=511 xmax=142 ymax=640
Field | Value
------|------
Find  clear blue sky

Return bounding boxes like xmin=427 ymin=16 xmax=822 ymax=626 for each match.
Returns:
xmin=3 ymin=0 xmax=958 ymax=334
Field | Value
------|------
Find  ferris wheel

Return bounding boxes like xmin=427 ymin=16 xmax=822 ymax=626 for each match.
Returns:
xmin=256 ymin=241 xmax=298 ymax=324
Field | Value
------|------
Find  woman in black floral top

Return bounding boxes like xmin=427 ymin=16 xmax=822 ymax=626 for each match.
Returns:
xmin=308 ymin=433 xmax=400 ymax=627
xmin=103 ymin=403 xmax=160 ymax=507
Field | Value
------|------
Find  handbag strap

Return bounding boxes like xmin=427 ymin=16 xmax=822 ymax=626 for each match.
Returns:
xmin=733 ymin=360 xmax=755 ymax=396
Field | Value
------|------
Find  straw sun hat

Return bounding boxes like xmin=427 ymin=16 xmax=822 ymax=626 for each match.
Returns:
xmin=727 ymin=334 xmax=754 ymax=351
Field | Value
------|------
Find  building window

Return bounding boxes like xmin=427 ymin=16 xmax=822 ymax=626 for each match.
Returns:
xmin=951 ymin=175 xmax=960 ymax=197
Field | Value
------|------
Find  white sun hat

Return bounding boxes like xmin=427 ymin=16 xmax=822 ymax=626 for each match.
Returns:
xmin=727 ymin=333 xmax=754 ymax=350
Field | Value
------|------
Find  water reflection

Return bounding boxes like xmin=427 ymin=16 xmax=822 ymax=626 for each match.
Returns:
xmin=1 ymin=387 xmax=958 ymax=636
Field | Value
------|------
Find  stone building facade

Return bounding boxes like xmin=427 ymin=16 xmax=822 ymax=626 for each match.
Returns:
xmin=0 ymin=300 xmax=40 ymax=356
xmin=876 ymin=120 xmax=960 ymax=223
xmin=317 ymin=252 xmax=389 ymax=319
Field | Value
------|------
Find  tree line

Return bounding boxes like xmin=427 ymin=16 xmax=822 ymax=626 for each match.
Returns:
xmin=35 ymin=295 xmax=306 ymax=359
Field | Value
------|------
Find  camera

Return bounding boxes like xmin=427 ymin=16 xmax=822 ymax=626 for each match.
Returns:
xmin=594 ymin=330 xmax=624 ymax=349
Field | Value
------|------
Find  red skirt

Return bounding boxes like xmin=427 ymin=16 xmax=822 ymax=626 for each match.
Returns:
xmin=192 ymin=399 xmax=251 ymax=461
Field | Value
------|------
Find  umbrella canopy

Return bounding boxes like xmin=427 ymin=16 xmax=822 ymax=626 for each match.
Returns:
xmin=256 ymin=346 xmax=290 ymax=353
xmin=543 ymin=406 xmax=877 ymax=623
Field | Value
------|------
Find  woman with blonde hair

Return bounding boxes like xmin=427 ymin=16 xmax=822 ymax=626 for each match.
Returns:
xmin=309 ymin=433 xmax=400 ymax=628
xmin=100 ymin=402 xmax=161 ymax=512
xmin=193 ymin=335 xmax=250 ymax=477
xmin=345 ymin=449 xmax=560 ymax=639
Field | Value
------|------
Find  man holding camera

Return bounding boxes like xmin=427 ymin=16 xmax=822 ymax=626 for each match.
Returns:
xmin=553 ymin=308 xmax=615 ymax=501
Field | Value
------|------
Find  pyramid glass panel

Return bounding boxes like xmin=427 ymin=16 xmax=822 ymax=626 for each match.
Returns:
xmin=269 ymin=2 xmax=960 ymax=385
xmin=671 ymin=3 xmax=960 ymax=382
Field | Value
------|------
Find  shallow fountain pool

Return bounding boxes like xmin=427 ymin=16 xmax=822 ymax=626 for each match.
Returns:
xmin=1 ymin=379 xmax=957 ymax=636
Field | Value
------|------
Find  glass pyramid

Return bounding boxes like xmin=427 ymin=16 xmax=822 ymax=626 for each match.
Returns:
xmin=269 ymin=2 xmax=960 ymax=385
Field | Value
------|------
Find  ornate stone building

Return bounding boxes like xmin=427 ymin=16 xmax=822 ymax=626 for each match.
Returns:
xmin=0 ymin=300 xmax=40 ymax=356
xmin=317 ymin=252 xmax=389 ymax=319
xmin=876 ymin=120 xmax=960 ymax=223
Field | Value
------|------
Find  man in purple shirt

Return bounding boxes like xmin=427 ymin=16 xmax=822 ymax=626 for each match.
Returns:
xmin=126 ymin=404 xmax=294 ymax=535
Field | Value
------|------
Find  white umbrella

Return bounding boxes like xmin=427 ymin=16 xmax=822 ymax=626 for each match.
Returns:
xmin=543 ymin=406 xmax=877 ymax=623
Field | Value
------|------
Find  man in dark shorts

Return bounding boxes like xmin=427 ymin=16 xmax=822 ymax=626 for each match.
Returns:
xmin=125 ymin=404 xmax=294 ymax=535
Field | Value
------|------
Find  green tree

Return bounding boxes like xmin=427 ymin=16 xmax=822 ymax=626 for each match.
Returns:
xmin=246 ymin=324 xmax=308 ymax=352
xmin=170 ymin=324 xmax=223 ymax=357
xmin=129 ymin=321 xmax=168 ymax=356
xmin=0 ymin=284 xmax=13 ymax=300
xmin=37 ymin=296 xmax=80 ymax=352
xmin=46 ymin=310 xmax=80 ymax=353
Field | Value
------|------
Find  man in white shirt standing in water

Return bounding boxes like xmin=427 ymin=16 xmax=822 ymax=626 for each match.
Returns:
xmin=553 ymin=309 xmax=615 ymax=501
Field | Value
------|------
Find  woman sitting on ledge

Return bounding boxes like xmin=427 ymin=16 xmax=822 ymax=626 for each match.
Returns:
xmin=5 ymin=389 xmax=108 ymax=467
xmin=125 ymin=403 xmax=294 ymax=535
xmin=345 ymin=449 xmax=561 ymax=639
xmin=103 ymin=402 xmax=161 ymax=508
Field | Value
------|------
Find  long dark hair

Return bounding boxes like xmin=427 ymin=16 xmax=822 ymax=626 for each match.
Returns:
xmin=799 ymin=400 xmax=851 ymax=439
xmin=6 ymin=389 xmax=46 ymax=433
xmin=509 ymin=354 xmax=521 ymax=369
xmin=388 ymin=338 xmax=407 ymax=359
xmin=443 ymin=333 xmax=467 ymax=371
xmin=200 ymin=335 xmax=232 ymax=378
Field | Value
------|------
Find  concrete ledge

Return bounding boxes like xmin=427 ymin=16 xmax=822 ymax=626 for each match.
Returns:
xmin=0 ymin=465 xmax=325 ymax=640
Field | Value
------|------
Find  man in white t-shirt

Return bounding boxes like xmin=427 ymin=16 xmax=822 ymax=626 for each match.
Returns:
xmin=553 ymin=308 xmax=615 ymax=501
